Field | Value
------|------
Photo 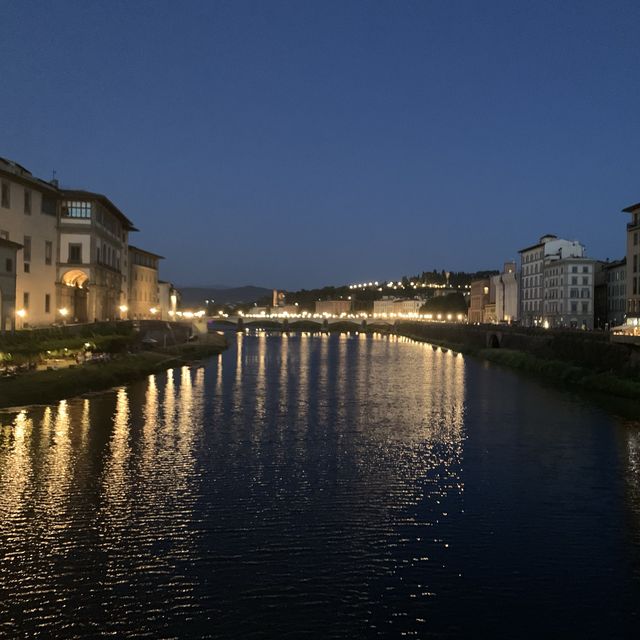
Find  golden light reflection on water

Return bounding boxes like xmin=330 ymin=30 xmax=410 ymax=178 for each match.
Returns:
xmin=43 ymin=400 xmax=73 ymax=531
xmin=0 ymin=332 xmax=468 ymax=637
xmin=0 ymin=410 xmax=33 ymax=529
xmin=101 ymin=388 xmax=132 ymax=540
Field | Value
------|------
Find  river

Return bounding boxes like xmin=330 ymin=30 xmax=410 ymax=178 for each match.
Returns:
xmin=1 ymin=331 xmax=639 ymax=638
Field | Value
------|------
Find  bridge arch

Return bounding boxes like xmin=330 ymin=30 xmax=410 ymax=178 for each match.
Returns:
xmin=487 ymin=332 xmax=501 ymax=349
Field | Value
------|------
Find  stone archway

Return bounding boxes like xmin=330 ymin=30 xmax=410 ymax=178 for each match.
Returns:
xmin=61 ymin=269 xmax=90 ymax=323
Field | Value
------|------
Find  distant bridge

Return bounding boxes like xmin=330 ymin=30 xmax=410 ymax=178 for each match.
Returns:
xmin=189 ymin=313 xmax=466 ymax=334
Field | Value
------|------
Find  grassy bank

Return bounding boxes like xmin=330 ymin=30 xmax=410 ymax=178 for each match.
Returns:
xmin=0 ymin=339 xmax=226 ymax=410
xmin=394 ymin=324 xmax=640 ymax=401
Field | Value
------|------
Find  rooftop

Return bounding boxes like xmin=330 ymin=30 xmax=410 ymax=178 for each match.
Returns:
xmin=128 ymin=245 xmax=165 ymax=260
xmin=60 ymin=189 xmax=138 ymax=231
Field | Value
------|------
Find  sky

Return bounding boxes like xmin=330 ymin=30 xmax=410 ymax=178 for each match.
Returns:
xmin=1 ymin=0 xmax=639 ymax=289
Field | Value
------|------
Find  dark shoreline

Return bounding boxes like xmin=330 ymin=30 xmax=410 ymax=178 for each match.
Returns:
xmin=0 ymin=338 xmax=227 ymax=411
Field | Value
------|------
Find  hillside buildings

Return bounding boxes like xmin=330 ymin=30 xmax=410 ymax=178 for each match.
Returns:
xmin=373 ymin=297 xmax=423 ymax=316
xmin=315 ymin=300 xmax=351 ymax=315
xmin=0 ymin=156 xmax=174 ymax=328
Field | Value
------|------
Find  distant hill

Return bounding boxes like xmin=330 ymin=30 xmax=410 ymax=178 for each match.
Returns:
xmin=179 ymin=285 xmax=272 ymax=307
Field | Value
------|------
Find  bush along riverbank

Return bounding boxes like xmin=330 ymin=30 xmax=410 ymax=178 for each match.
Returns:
xmin=0 ymin=333 xmax=227 ymax=410
xmin=393 ymin=322 xmax=640 ymax=402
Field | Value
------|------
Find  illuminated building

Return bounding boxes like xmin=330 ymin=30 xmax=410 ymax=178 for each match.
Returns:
xmin=373 ymin=297 xmax=423 ymax=316
xmin=468 ymin=279 xmax=492 ymax=324
xmin=0 ymin=237 xmax=21 ymax=332
xmin=315 ymin=300 xmax=351 ymax=315
xmin=491 ymin=261 xmax=519 ymax=323
xmin=57 ymin=190 xmax=136 ymax=322
xmin=0 ymin=158 xmax=59 ymax=328
xmin=128 ymin=246 xmax=163 ymax=319
xmin=158 ymin=281 xmax=180 ymax=320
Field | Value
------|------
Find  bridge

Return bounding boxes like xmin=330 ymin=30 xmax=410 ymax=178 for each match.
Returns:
xmin=189 ymin=312 xmax=466 ymax=334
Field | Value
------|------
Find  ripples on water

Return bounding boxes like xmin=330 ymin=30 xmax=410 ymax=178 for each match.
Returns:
xmin=0 ymin=331 xmax=638 ymax=638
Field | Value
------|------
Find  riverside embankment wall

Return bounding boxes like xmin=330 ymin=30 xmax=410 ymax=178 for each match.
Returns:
xmin=396 ymin=322 xmax=640 ymax=377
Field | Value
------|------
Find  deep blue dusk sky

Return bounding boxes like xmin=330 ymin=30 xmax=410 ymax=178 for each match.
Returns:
xmin=2 ymin=0 xmax=639 ymax=289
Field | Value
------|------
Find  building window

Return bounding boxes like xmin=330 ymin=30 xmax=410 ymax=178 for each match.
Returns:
xmin=41 ymin=195 xmax=57 ymax=216
xmin=45 ymin=241 xmax=52 ymax=265
xmin=68 ymin=244 xmax=83 ymax=263
xmin=5 ymin=258 xmax=12 ymax=272
xmin=635 ymin=232 xmax=638 ymax=246
xmin=571 ymin=277 xmax=578 ymax=285
xmin=23 ymin=236 xmax=31 ymax=262
xmin=1 ymin=181 xmax=9 ymax=208
xmin=23 ymin=292 xmax=29 ymax=309
xmin=572 ymin=266 xmax=578 ymax=273
xmin=62 ymin=201 xmax=92 ymax=219
xmin=24 ymin=263 xmax=30 ymax=273
xmin=23 ymin=189 xmax=32 ymax=214
xmin=571 ymin=302 xmax=578 ymax=313
xmin=581 ymin=302 xmax=589 ymax=313
xmin=45 ymin=294 xmax=51 ymax=313
xmin=635 ymin=255 xmax=638 ymax=273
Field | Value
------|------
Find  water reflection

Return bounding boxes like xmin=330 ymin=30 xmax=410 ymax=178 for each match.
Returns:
xmin=0 ymin=332 xmax=638 ymax=638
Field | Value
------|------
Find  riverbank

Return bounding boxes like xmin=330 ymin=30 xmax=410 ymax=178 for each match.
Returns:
xmin=393 ymin=323 xmax=640 ymax=402
xmin=0 ymin=336 xmax=227 ymax=410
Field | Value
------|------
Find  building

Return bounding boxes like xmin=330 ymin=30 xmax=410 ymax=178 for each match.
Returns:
xmin=542 ymin=256 xmax=596 ymax=329
xmin=373 ymin=297 xmax=423 ymax=317
xmin=128 ymin=246 xmax=163 ymax=319
xmin=491 ymin=261 xmax=519 ymax=323
xmin=602 ymin=259 xmax=626 ymax=328
xmin=519 ymin=235 xmax=585 ymax=326
xmin=315 ymin=300 xmax=351 ymax=315
xmin=468 ymin=279 xmax=491 ymax=324
xmin=158 ymin=281 xmax=179 ymax=320
xmin=0 ymin=158 xmax=59 ymax=328
xmin=621 ymin=202 xmax=640 ymax=319
xmin=57 ymin=190 xmax=136 ymax=322
xmin=0 ymin=237 xmax=22 ymax=332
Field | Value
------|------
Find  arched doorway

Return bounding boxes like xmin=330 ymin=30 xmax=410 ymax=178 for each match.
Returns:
xmin=62 ymin=269 xmax=89 ymax=323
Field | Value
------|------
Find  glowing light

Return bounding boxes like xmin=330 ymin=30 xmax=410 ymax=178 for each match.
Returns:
xmin=119 ymin=305 xmax=128 ymax=313
xmin=149 ymin=307 xmax=158 ymax=315
xmin=16 ymin=309 xmax=26 ymax=318
xmin=58 ymin=307 xmax=69 ymax=317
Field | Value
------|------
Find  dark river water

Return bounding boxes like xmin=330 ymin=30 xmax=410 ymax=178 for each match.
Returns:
xmin=1 ymin=331 xmax=639 ymax=639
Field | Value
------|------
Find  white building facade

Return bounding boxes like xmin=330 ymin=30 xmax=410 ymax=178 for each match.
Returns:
xmin=542 ymin=257 xmax=595 ymax=329
xmin=491 ymin=261 xmax=519 ymax=323
xmin=373 ymin=298 xmax=423 ymax=317
xmin=519 ymin=235 xmax=585 ymax=327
